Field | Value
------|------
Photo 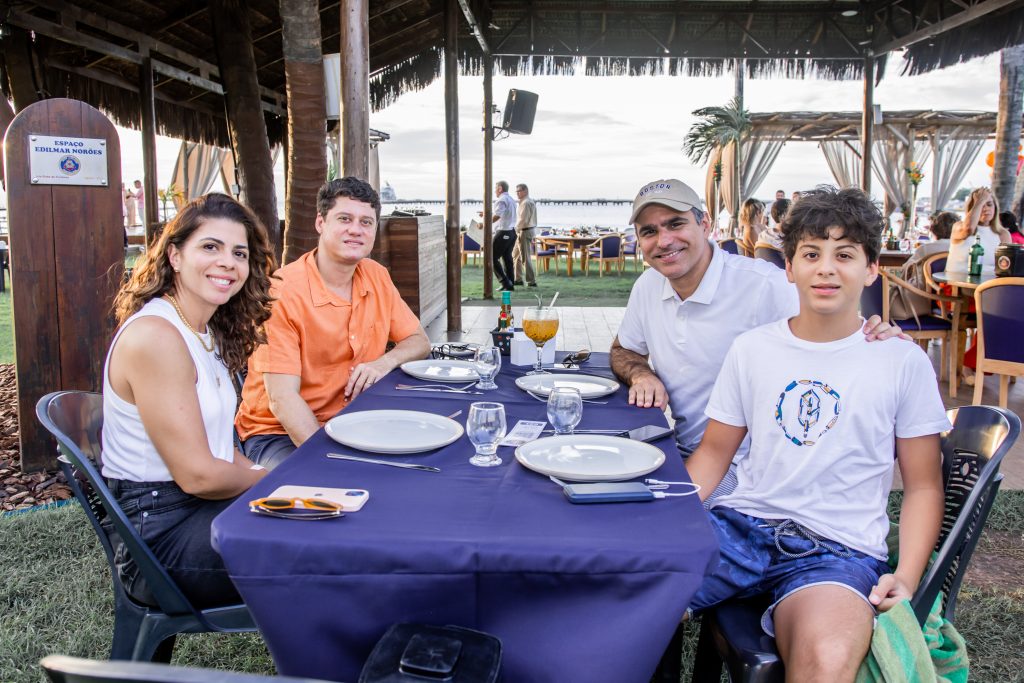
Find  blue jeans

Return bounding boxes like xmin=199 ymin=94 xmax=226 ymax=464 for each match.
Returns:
xmin=241 ymin=433 xmax=297 ymax=470
xmin=109 ymin=479 xmax=241 ymax=609
xmin=690 ymin=507 xmax=889 ymax=636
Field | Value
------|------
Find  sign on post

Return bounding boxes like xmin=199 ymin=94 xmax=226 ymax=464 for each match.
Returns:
xmin=28 ymin=135 xmax=109 ymax=186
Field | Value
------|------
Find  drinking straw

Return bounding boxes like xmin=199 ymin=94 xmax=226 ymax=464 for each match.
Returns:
xmin=548 ymin=291 xmax=560 ymax=308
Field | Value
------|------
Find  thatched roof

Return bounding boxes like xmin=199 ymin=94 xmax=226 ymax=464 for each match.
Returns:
xmin=2 ymin=0 xmax=1021 ymax=146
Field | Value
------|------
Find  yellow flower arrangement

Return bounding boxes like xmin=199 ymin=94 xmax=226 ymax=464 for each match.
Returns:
xmin=905 ymin=162 xmax=924 ymax=186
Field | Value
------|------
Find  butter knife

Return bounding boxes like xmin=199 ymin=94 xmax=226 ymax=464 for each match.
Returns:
xmin=327 ymin=452 xmax=440 ymax=472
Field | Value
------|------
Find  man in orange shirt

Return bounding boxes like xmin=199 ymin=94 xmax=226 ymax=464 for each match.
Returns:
xmin=235 ymin=177 xmax=430 ymax=468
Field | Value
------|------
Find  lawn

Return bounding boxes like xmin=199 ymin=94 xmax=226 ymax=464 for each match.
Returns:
xmin=0 ymin=288 xmax=12 ymax=364
xmin=2 ymin=494 xmax=1022 ymax=682
xmin=460 ymin=258 xmax=643 ymax=307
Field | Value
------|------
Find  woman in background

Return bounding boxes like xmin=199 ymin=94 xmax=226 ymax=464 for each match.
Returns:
xmin=738 ymin=198 xmax=765 ymax=256
xmin=948 ymin=188 xmax=1010 ymax=272
xmin=102 ymin=193 xmax=275 ymax=607
xmin=999 ymin=210 xmax=1024 ymax=245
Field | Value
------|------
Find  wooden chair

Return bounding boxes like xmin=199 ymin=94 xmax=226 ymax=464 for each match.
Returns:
xmin=535 ymin=232 xmax=566 ymax=274
xmin=622 ymin=232 xmax=641 ymax=271
xmin=461 ymin=232 xmax=482 ymax=266
xmin=862 ymin=271 xmax=962 ymax=397
xmin=717 ymin=238 xmax=740 ymax=255
xmin=584 ymin=233 xmax=624 ymax=276
xmin=738 ymin=238 xmax=756 ymax=258
xmin=921 ymin=251 xmax=948 ymax=295
xmin=972 ymin=277 xmax=1024 ymax=408
xmin=753 ymin=245 xmax=785 ymax=269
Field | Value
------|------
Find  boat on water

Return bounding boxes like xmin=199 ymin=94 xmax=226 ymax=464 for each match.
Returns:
xmin=380 ymin=182 xmax=397 ymax=202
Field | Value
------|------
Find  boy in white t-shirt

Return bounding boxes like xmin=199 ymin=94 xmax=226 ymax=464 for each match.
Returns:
xmin=685 ymin=186 xmax=950 ymax=681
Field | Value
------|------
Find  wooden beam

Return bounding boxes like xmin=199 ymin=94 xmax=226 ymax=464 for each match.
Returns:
xmin=340 ymin=0 xmax=370 ymax=179
xmin=458 ymin=0 xmax=491 ymax=55
xmin=445 ymin=0 xmax=462 ymax=332
xmin=861 ymin=56 xmax=874 ymax=194
xmin=369 ymin=13 xmax=444 ymax=50
xmin=873 ymin=0 xmax=1021 ymax=54
xmin=139 ymin=57 xmax=160 ymax=236
xmin=482 ymin=53 xmax=494 ymax=300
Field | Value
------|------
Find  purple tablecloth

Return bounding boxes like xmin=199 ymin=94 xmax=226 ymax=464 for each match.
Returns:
xmin=212 ymin=354 xmax=718 ymax=682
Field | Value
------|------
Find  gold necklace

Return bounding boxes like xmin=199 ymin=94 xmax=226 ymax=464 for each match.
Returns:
xmin=166 ymin=295 xmax=215 ymax=353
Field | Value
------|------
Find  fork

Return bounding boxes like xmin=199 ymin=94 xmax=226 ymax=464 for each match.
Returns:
xmin=395 ymin=383 xmax=483 ymax=395
xmin=525 ymin=390 xmax=608 ymax=405
xmin=396 ymin=382 xmax=477 ymax=391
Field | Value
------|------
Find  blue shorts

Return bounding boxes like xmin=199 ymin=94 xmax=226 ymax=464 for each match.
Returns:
xmin=690 ymin=507 xmax=890 ymax=636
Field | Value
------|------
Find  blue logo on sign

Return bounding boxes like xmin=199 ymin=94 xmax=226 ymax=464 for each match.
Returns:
xmin=59 ymin=155 xmax=81 ymax=175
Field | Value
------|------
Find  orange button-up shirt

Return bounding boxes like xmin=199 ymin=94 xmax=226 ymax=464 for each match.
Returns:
xmin=235 ymin=251 xmax=421 ymax=440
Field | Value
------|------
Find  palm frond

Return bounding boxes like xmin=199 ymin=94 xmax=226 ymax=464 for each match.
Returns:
xmin=682 ymin=97 xmax=752 ymax=164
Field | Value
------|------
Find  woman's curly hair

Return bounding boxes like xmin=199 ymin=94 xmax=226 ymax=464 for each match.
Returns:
xmin=113 ymin=193 xmax=276 ymax=374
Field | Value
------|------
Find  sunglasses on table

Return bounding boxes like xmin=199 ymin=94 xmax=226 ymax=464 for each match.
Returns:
xmin=248 ymin=496 xmax=345 ymax=521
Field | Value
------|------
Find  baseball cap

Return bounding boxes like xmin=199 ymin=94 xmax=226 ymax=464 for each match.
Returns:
xmin=629 ymin=179 xmax=702 ymax=224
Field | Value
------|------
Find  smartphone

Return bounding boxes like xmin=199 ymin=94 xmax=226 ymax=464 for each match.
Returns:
xmin=563 ymin=482 xmax=655 ymax=504
xmin=626 ymin=425 xmax=674 ymax=443
xmin=270 ymin=485 xmax=370 ymax=512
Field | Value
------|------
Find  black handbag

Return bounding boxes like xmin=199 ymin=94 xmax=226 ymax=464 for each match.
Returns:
xmin=359 ymin=624 xmax=502 ymax=683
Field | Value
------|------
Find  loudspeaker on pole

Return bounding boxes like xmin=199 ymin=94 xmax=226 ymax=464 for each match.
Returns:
xmin=502 ymin=90 xmax=539 ymax=135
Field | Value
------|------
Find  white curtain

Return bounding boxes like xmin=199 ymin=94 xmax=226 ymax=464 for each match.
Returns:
xmin=740 ymin=124 xmax=790 ymax=198
xmin=931 ymin=128 xmax=987 ymax=212
xmin=704 ymin=146 xmax=725 ymax=231
xmin=819 ymin=140 xmax=862 ymax=188
xmin=869 ymin=127 xmax=932 ymax=213
xmin=171 ymin=142 xmax=228 ymax=209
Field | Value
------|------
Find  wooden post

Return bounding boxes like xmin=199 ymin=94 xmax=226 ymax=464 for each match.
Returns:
xmin=139 ymin=57 xmax=160 ymax=240
xmin=445 ymin=0 xmax=462 ymax=331
xmin=4 ymin=99 xmax=124 ymax=471
xmin=482 ymin=54 xmax=494 ymax=300
xmin=931 ymin=133 xmax=942 ymax=212
xmin=733 ymin=57 xmax=744 ymax=236
xmin=340 ymin=0 xmax=370 ymax=179
xmin=861 ymin=57 xmax=874 ymax=195
xmin=3 ymin=27 xmax=41 ymax=112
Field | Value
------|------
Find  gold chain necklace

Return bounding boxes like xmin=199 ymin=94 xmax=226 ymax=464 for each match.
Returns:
xmin=166 ymin=295 xmax=215 ymax=353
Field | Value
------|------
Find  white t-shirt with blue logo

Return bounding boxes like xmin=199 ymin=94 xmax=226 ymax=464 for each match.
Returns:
xmin=705 ymin=318 xmax=950 ymax=559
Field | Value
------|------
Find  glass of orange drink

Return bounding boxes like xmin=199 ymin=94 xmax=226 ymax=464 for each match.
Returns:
xmin=522 ymin=306 xmax=559 ymax=375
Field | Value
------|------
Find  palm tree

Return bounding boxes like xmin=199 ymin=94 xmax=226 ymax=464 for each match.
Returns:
xmin=280 ymin=0 xmax=328 ymax=265
xmin=683 ymin=97 xmax=751 ymax=234
xmin=993 ymin=46 xmax=1024 ymax=214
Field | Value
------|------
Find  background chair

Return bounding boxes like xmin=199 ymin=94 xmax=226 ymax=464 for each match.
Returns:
xmin=717 ymin=238 xmax=740 ymax=255
xmin=684 ymin=405 xmax=1020 ymax=683
xmin=461 ymin=232 xmax=482 ymax=266
xmin=585 ymin=233 xmax=623 ymax=276
xmin=971 ymin=277 xmax=1024 ymax=407
xmin=35 ymin=391 xmax=257 ymax=663
xmin=861 ymin=270 xmax=961 ymax=397
xmin=622 ymin=232 xmax=641 ymax=271
xmin=921 ymin=252 xmax=948 ymax=296
xmin=753 ymin=246 xmax=785 ymax=269
xmin=534 ymin=231 xmax=566 ymax=274
xmin=41 ymin=655 xmax=337 ymax=683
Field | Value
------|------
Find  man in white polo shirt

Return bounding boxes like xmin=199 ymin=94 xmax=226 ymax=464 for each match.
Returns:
xmin=610 ymin=179 xmax=901 ymax=496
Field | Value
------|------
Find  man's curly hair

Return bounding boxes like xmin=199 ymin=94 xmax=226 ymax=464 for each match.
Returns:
xmin=317 ymin=177 xmax=381 ymax=221
xmin=780 ymin=185 xmax=882 ymax=264
xmin=113 ymin=193 xmax=276 ymax=374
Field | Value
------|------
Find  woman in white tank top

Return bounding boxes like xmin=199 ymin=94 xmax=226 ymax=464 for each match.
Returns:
xmin=948 ymin=187 xmax=1011 ymax=273
xmin=103 ymin=193 xmax=275 ymax=608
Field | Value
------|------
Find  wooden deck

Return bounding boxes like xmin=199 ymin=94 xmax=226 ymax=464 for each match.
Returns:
xmin=426 ymin=305 xmax=1024 ymax=489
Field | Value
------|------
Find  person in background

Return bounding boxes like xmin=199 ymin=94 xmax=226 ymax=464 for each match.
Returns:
xmin=999 ymin=210 xmax=1024 ymax=245
xmin=102 ymin=193 xmax=275 ymax=608
xmin=125 ymin=182 xmax=138 ymax=227
xmin=904 ymin=211 xmax=957 ymax=268
xmin=235 ymin=177 xmax=430 ymax=469
xmin=948 ymin=188 xmax=1010 ymax=272
xmin=513 ymin=183 xmax=538 ymax=287
xmin=133 ymin=179 xmax=145 ymax=227
xmin=791 ymin=190 xmax=801 ymax=205
xmin=738 ymin=198 xmax=766 ymax=256
xmin=489 ymin=180 xmax=518 ymax=291
xmin=757 ymin=198 xmax=789 ymax=250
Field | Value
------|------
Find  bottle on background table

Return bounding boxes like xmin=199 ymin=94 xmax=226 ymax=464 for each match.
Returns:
xmin=969 ymin=234 xmax=984 ymax=276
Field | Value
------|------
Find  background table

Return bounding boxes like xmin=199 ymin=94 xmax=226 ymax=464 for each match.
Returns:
xmin=212 ymin=354 xmax=718 ymax=683
xmin=932 ymin=271 xmax=998 ymax=385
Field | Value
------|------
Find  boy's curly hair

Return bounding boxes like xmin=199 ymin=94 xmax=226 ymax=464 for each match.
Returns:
xmin=780 ymin=185 xmax=882 ymax=264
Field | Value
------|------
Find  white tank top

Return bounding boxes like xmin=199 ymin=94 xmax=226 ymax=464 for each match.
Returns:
xmin=948 ymin=226 xmax=1002 ymax=273
xmin=101 ymin=298 xmax=236 ymax=482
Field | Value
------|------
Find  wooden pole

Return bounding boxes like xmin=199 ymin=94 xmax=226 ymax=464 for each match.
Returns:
xmin=861 ymin=56 xmax=874 ymax=195
xmin=733 ymin=57 xmax=744 ymax=237
xmin=139 ymin=56 xmax=159 ymax=240
xmin=445 ymin=0 xmax=462 ymax=331
xmin=340 ymin=0 xmax=370 ymax=179
xmin=482 ymin=53 xmax=494 ymax=300
xmin=931 ymin=132 xmax=942 ymax=212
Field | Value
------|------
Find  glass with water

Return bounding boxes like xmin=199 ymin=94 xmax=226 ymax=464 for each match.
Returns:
xmin=473 ymin=346 xmax=502 ymax=390
xmin=547 ymin=387 xmax=583 ymax=435
xmin=467 ymin=402 xmax=507 ymax=467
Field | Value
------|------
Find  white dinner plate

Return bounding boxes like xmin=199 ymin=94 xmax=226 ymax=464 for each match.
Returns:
xmin=515 ymin=435 xmax=665 ymax=482
xmin=514 ymin=373 xmax=620 ymax=399
xmin=325 ymin=410 xmax=464 ymax=454
xmin=400 ymin=359 xmax=480 ymax=382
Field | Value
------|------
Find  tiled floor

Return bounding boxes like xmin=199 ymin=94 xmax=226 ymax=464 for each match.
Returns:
xmin=427 ymin=305 xmax=1024 ymax=489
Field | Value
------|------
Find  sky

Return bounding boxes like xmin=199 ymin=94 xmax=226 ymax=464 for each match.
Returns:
xmin=114 ymin=52 xmax=1004 ymax=203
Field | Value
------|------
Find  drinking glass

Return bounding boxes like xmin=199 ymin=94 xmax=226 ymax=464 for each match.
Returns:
xmin=467 ymin=402 xmax=506 ymax=467
xmin=547 ymin=387 xmax=583 ymax=435
xmin=473 ymin=346 xmax=501 ymax=390
xmin=522 ymin=306 xmax=559 ymax=375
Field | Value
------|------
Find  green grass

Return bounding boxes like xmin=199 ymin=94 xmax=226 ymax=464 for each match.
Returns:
xmin=0 ymin=288 xmax=12 ymax=364
xmin=460 ymin=258 xmax=643 ymax=306
xmin=2 ymin=493 xmax=1023 ymax=682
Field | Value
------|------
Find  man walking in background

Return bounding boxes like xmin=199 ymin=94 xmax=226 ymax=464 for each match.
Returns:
xmin=513 ymin=183 xmax=538 ymax=287
xmin=488 ymin=180 xmax=518 ymax=291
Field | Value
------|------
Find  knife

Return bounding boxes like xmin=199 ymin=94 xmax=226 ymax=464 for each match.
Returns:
xmin=327 ymin=452 xmax=441 ymax=472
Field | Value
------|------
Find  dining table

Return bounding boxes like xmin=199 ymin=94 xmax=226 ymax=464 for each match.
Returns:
xmin=931 ymin=270 xmax=999 ymax=387
xmin=537 ymin=234 xmax=601 ymax=277
xmin=211 ymin=353 xmax=718 ymax=683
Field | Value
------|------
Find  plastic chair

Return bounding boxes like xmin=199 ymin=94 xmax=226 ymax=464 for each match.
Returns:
xmin=753 ymin=246 xmax=785 ymax=269
xmin=40 ymin=655 xmax=336 ymax=683
xmin=717 ymin=238 xmax=740 ymax=255
xmin=684 ymin=405 xmax=1020 ymax=683
xmin=35 ymin=391 xmax=257 ymax=662
xmin=861 ymin=271 xmax=961 ymax=398
xmin=585 ymin=233 xmax=623 ymax=276
xmin=461 ymin=232 xmax=481 ymax=266
xmin=972 ymin=277 xmax=1024 ymax=408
